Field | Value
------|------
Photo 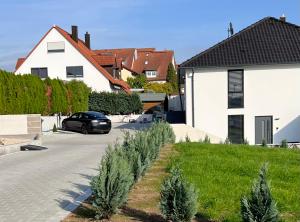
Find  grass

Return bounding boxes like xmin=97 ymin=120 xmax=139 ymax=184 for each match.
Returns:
xmin=172 ymin=143 xmax=300 ymax=222
xmin=63 ymin=145 xmax=175 ymax=222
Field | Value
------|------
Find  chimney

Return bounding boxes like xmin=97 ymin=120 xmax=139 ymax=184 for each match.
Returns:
xmin=85 ymin=32 xmax=90 ymax=49
xmin=71 ymin=25 xmax=78 ymax=42
xmin=280 ymin=14 xmax=286 ymax=22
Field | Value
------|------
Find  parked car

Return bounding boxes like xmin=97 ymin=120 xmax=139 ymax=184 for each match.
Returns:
xmin=62 ymin=111 xmax=111 ymax=134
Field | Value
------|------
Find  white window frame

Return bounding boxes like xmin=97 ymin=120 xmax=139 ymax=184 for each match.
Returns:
xmin=145 ymin=70 xmax=157 ymax=78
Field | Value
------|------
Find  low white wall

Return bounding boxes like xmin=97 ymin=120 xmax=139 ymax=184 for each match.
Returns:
xmin=0 ymin=115 xmax=28 ymax=135
xmin=171 ymin=124 xmax=222 ymax=143
xmin=107 ymin=114 xmax=153 ymax=123
xmin=41 ymin=116 xmax=68 ymax=132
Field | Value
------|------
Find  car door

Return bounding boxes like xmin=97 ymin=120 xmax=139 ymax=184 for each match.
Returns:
xmin=67 ymin=113 xmax=80 ymax=130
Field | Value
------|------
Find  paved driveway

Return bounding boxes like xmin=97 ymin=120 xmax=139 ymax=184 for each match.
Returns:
xmin=0 ymin=123 xmax=147 ymax=222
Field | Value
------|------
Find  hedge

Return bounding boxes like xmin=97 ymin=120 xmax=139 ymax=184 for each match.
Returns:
xmin=0 ymin=70 xmax=91 ymax=115
xmin=88 ymin=92 xmax=143 ymax=115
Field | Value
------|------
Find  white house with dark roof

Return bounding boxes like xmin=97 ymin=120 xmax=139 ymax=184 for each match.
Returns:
xmin=14 ymin=25 xmax=130 ymax=93
xmin=181 ymin=16 xmax=300 ymax=145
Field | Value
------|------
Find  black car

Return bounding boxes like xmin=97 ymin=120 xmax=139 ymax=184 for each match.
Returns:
xmin=62 ymin=111 xmax=111 ymax=134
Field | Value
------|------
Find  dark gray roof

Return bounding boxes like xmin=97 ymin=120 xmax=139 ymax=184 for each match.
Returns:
xmin=138 ymin=93 xmax=166 ymax=102
xmin=181 ymin=17 xmax=300 ymax=68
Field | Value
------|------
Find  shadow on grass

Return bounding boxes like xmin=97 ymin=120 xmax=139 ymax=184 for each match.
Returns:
xmin=195 ymin=212 xmax=214 ymax=222
xmin=120 ymin=206 xmax=165 ymax=222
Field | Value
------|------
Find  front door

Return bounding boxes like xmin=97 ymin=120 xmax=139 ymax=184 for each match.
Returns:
xmin=255 ymin=116 xmax=273 ymax=144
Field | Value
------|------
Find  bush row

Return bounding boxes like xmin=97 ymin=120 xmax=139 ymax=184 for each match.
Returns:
xmin=0 ymin=70 xmax=90 ymax=115
xmin=90 ymin=122 xmax=176 ymax=219
xmin=88 ymin=91 xmax=143 ymax=115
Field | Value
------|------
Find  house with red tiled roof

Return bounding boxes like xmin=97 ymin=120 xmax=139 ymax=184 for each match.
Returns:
xmin=15 ymin=25 xmax=130 ymax=93
xmin=92 ymin=48 xmax=176 ymax=82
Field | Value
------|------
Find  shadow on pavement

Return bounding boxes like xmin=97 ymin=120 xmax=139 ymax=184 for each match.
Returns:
xmin=114 ymin=122 xmax=151 ymax=131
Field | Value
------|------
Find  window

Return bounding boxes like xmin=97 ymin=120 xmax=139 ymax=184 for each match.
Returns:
xmin=47 ymin=41 xmax=65 ymax=53
xmin=31 ymin=68 xmax=48 ymax=78
xmin=228 ymin=115 xmax=244 ymax=144
xmin=145 ymin=70 xmax=157 ymax=78
xmin=66 ymin=66 xmax=83 ymax=78
xmin=228 ymin=70 xmax=244 ymax=108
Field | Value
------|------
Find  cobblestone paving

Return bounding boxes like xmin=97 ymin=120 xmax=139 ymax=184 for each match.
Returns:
xmin=0 ymin=123 xmax=140 ymax=222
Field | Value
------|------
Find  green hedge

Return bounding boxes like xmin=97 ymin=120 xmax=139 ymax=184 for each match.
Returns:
xmin=88 ymin=92 xmax=143 ymax=115
xmin=0 ymin=70 xmax=90 ymax=115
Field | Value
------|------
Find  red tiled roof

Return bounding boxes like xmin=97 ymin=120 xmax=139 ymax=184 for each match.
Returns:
xmin=132 ymin=50 xmax=174 ymax=81
xmin=15 ymin=58 xmax=25 ymax=70
xmin=92 ymin=54 xmax=116 ymax=66
xmin=94 ymin=48 xmax=175 ymax=81
xmin=93 ymin=48 xmax=136 ymax=68
xmin=15 ymin=26 xmax=130 ymax=93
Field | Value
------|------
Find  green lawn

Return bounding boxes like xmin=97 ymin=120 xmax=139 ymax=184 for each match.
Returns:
xmin=173 ymin=143 xmax=300 ymax=222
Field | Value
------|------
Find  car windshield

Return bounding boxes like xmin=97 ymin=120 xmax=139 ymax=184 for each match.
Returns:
xmin=87 ymin=112 xmax=105 ymax=119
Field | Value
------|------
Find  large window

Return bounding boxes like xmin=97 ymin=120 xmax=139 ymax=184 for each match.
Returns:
xmin=228 ymin=115 xmax=244 ymax=144
xmin=145 ymin=70 xmax=157 ymax=78
xmin=228 ymin=70 xmax=244 ymax=108
xmin=31 ymin=67 xmax=48 ymax=78
xmin=66 ymin=66 xmax=83 ymax=78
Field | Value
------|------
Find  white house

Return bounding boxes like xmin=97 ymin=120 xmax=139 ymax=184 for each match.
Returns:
xmin=181 ymin=16 xmax=300 ymax=145
xmin=15 ymin=25 xmax=130 ymax=93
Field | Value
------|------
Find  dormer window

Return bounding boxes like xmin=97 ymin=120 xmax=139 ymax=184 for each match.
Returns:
xmin=145 ymin=70 xmax=157 ymax=78
xmin=47 ymin=41 xmax=65 ymax=53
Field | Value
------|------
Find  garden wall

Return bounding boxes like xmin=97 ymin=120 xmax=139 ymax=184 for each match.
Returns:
xmin=0 ymin=114 xmax=41 ymax=136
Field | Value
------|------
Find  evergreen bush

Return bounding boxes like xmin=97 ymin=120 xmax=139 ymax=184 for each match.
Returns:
xmin=241 ymin=163 xmax=279 ymax=222
xmin=88 ymin=91 xmax=142 ymax=115
xmin=280 ymin=139 xmax=288 ymax=148
xmin=0 ymin=70 xmax=90 ymax=115
xmin=261 ymin=139 xmax=267 ymax=147
xmin=91 ymin=146 xmax=133 ymax=219
xmin=66 ymin=80 xmax=91 ymax=113
xmin=160 ymin=167 xmax=198 ymax=222
xmin=52 ymin=123 xmax=57 ymax=132
xmin=166 ymin=63 xmax=178 ymax=93
xmin=127 ymin=74 xmax=147 ymax=88
xmin=203 ymin=135 xmax=211 ymax=144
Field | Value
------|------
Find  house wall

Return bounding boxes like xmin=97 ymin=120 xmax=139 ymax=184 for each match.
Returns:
xmin=186 ymin=64 xmax=300 ymax=145
xmin=15 ymin=28 xmax=112 ymax=92
xmin=120 ymin=68 xmax=134 ymax=81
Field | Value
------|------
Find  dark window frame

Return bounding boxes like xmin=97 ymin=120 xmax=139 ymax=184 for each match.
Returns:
xmin=228 ymin=69 xmax=244 ymax=109
xmin=66 ymin=66 xmax=84 ymax=78
xmin=31 ymin=67 xmax=48 ymax=78
xmin=228 ymin=115 xmax=244 ymax=144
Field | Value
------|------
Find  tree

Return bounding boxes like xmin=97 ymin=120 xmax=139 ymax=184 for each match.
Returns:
xmin=166 ymin=63 xmax=178 ymax=93
xmin=127 ymin=74 xmax=147 ymax=88
xmin=91 ymin=146 xmax=133 ymax=219
xmin=160 ymin=167 xmax=198 ymax=222
xmin=241 ymin=163 xmax=279 ymax=222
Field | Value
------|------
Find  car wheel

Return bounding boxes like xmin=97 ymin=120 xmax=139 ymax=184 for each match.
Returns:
xmin=81 ymin=125 xmax=88 ymax=134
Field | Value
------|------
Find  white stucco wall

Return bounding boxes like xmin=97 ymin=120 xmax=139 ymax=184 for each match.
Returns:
xmin=186 ymin=64 xmax=300 ymax=145
xmin=15 ymin=28 xmax=112 ymax=92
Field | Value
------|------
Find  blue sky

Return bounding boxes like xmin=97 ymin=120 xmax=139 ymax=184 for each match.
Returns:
xmin=0 ymin=0 xmax=299 ymax=71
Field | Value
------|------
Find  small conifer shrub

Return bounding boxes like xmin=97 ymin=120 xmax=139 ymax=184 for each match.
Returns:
xmin=91 ymin=146 xmax=133 ymax=219
xmin=52 ymin=123 xmax=58 ymax=132
xmin=160 ymin=167 xmax=198 ymax=222
xmin=241 ymin=163 xmax=279 ymax=222
xmin=280 ymin=139 xmax=288 ymax=148
xmin=203 ymin=135 xmax=211 ymax=144
xmin=261 ymin=139 xmax=267 ymax=147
